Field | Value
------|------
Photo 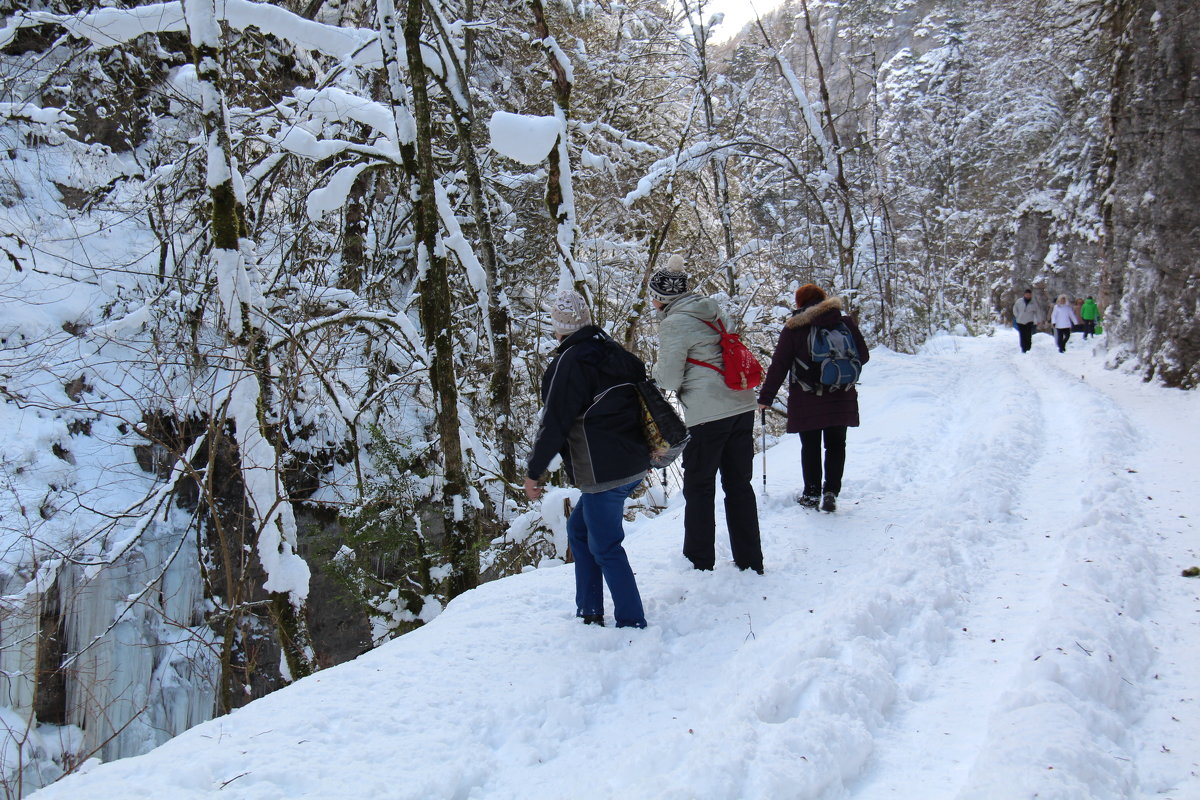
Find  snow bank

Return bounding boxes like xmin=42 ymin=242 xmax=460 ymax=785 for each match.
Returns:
xmin=22 ymin=331 xmax=1200 ymax=800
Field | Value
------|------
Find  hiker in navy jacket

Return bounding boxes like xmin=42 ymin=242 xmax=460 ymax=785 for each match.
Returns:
xmin=757 ymin=284 xmax=869 ymax=512
xmin=525 ymin=290 xmax=649 ymax=628
xmin=648 ymin=255 xmax=763 ymax=574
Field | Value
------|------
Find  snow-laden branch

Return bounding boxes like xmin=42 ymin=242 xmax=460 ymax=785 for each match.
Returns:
xmin=375 ymin=0 xmax=417 ymax=145
xmin=526 ymin=0 xmax=586 ymax=294
xmin=294 ymin=87 xmax=399 ymax=144
xmin=267 ymin=308 xmax=427 ymax=368
xmin=488 ymin=111 xmax=560 ymax=165
xmin=0 ymin=102 xmax=76 ymax=131
xmin=15 ymin=0 xmax=443 ymax=77
xmin=274 ymin=125 xmax=357 ymax=161
xmin=422 ymin=0 xmax=471 ymax=112
xmin=434 ymin=179 xmax=492 ymax=355
xmin=18 ymin=3 xmax=185 ymax=47
xmin=774 ymin=52 xmax=837 ymax=178
xmin=541 ymin=34 xmax=575 ymax=83
xmin=574 ymin=120 xmax=663 ymax=156
xmin=550 ymin=101 xmax=585 ymax=294
xmin=623 ymin=139 xmax=734 ymax=206
xmin=224 ymin=0 xmax=378 ymax=64
xmin=306 ymin=162 xmax=373 ymax=221
xmin=23 ymin=0 xmax=361 ymax=59
xmin=221 ymin=367 xmax=311 ymax=603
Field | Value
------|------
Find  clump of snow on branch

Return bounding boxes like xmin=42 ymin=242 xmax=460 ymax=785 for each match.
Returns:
xmin=488 ymin=111 xmax=562 ymax=165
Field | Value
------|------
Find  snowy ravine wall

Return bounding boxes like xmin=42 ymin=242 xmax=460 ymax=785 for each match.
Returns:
xmin=1101 ymin=0 xmax=1200 ymax=388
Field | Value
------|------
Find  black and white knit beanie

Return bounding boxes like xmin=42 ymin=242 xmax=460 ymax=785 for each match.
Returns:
xmin=549 ymin=290 xmax=592 ymax=337
xmin=648 ymin=255 xmax=689 ymax=303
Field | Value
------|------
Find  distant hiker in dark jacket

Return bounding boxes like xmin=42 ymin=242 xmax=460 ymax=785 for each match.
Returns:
xmin=757 ymin=284 xmax=870 ymax=512
xmin=1012 ymin=288 xmax=1042 ymax=353
xmin=1080 ymin=296 xmax=1099 ymax=339
xmin=649 ymin=255 xmax=763 ymax=574
xmin=525 ymin=290 xmax=649 ymax=629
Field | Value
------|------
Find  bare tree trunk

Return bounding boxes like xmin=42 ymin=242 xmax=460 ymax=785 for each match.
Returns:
xmin=799 ymin=0 xmax=858 ymax=302
xmin=527 ymin=0 xmax=589 ymax=296
xmin=404 ymin=0 xmax=479 ymax=597
xmin=182 ymin=0 xmax=315 ymax=688
xmin=686 ymin=1 xmax=738 ymax=294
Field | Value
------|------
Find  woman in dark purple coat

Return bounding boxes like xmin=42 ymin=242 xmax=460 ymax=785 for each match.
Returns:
xmin=757 ymin=284 xmax=869 ymax=512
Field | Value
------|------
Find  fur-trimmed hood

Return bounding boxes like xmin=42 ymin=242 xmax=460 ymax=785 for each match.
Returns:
xmin=756 ymin=296 xmax=870 ymax=434
xmin=786 ymin=296 xmax=844 ymax=329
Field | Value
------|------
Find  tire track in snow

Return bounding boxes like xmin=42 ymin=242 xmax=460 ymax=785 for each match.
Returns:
xmin=940 ymin=344 xmax=1155 ymax=799
xmin=841 ymin=338 xmax=1068 ymax=798
xmin=620 ymin=337 xmax=1066 ymax=798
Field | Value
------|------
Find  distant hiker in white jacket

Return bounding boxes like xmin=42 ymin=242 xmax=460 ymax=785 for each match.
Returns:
xmin=1050 ymin=295 xmax=1081 ymax=353
xmin=1012 ymin=288 xmax=1042 ymax=353
xmin=649 ymin=255 xmax=763 ymax=574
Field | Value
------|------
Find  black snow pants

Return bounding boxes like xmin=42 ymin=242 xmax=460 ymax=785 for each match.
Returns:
xmin=799 ymin=425 xmax=848 ymax=496
xmin=681 ymin=410 xmax=763 ymax=572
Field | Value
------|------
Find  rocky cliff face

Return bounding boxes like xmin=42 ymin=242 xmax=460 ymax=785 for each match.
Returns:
xmin=1006 ymin=210 xmax=1103 ymax=329
xmin=1103 ymin=0 xmax=1200 ymax=387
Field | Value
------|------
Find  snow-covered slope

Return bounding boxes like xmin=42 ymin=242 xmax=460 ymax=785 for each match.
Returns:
xmin=29 ymin=329 xmax=1200 ymax=799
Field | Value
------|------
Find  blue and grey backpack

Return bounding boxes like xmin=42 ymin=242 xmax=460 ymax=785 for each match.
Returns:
xmin=792 ymin=322 xmax=862 ymax=393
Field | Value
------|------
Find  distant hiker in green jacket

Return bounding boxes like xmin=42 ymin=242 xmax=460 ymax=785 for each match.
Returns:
xmin=1080 ymin=296 xmax=1100 ymax=339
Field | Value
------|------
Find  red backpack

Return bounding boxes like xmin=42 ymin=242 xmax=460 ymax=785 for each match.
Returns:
xmin=686 ymin=318 xmax=763 ymax=391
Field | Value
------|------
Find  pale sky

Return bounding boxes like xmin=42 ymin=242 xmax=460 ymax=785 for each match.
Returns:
xmin=702 ymin=0 xmax=787 ymax=43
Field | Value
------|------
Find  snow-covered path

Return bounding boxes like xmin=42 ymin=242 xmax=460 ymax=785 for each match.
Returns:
xmin=31 ymin=329 xmax=1200 ymax=800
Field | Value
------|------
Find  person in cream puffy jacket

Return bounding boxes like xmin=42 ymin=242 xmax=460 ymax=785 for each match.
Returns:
xmin=1050 ymin=294 xmax=1081 ymax=353
xmin=649 ymin=255 xmax=763 ymax=574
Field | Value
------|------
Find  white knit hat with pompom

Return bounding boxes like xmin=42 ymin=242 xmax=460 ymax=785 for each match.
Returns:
xmin=549 ymin=290 xmax=592 ymax=336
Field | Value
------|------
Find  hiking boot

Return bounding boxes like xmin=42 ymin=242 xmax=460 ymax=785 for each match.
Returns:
xmin=820 ymin=492 xmax=837 ymax=512
xmin=796 ymin=491 xmax=820 ymax=508
xmin=581 ymin=614 xmax=605 ymax=626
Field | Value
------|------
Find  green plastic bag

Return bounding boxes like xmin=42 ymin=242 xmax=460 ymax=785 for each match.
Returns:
xmin=1094 ymin=323 xmax=1103 ymax=335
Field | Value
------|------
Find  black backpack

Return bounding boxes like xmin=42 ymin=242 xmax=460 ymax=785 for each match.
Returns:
xmin=634 ymin=380 xmax=690 ymax=467
xmin=585 ymin=337 xmax=690 ymax=468
xmin=792 ymin=321 xmax=862 ymax=393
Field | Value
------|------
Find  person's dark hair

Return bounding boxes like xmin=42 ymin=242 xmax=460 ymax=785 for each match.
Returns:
xmin=1023 ymin=288 xmax=1033 ymax=294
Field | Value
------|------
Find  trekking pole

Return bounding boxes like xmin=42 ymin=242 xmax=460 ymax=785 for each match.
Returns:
xmin=760 ymin=407 xmax=767 ymax=497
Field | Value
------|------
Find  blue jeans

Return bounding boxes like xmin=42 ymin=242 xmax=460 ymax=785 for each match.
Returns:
xmin=566 ymin=480 xmax=647 ymax=628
